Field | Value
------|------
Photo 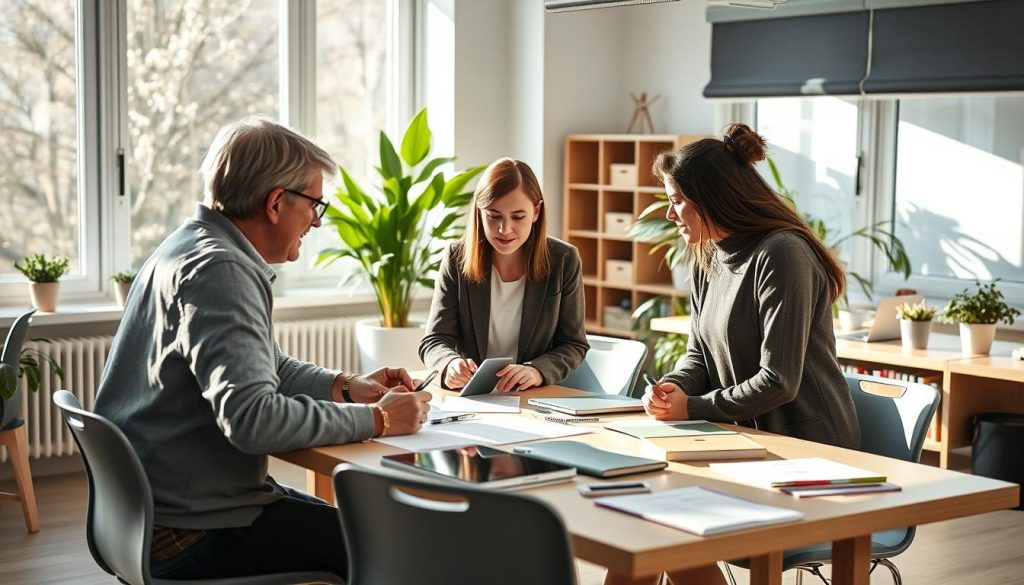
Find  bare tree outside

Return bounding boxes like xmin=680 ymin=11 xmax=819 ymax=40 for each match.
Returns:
xmin=1 ymin=0 xmax=390 ymax=286
xmin=0 ymin=0 xmax=80 ymax=275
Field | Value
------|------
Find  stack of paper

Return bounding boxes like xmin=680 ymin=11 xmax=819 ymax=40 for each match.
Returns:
xmin=596 ymin=486 xmax=804 ymax=536
xmin=374 ymin=414 xmax=591 ymax=452
xmin=710 ymin=457 xmax=894 ymax=497
xmin=607 ymin=420 xmax=766 ymax=462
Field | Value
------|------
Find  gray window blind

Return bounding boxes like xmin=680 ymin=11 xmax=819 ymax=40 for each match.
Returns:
xmin=704 ymin=0 xmax=1024 ymax=98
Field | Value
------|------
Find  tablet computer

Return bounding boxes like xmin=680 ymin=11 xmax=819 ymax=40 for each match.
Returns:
xmin=528 ymin=394 xmax=645 ymax=415
xmin=458 ymin=356 xmax=515 ymax=397
xmin=380 ymin=445 xmax=576 ymax=490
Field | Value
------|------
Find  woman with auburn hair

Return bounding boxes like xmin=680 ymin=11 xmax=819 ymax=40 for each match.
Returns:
xmin=419 ymin=157 xmax=588 ymax=393
xmin=639 ymin=123 xmax=858 ymax=450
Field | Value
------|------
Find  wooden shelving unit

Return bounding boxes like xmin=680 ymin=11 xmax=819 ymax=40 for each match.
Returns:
xmin=563 ymin=134 xmax=703 ymax=338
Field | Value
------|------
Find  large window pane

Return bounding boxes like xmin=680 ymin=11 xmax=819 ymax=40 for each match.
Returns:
xmin=0 ymin=1 xmax=81 ymax=279
xmin=126 ymin=0 xmax=279 ymax=266
xmin=755 ymin=97 xmax=860 ymax=262
xmin=894 ymin=96 xmax=1024 ymax=285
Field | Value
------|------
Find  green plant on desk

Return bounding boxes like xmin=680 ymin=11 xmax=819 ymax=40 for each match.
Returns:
xmin=895 ymin=300 xmax=939 ymax=322
xmin=943 ymin=279 xmax=1020 ymax=325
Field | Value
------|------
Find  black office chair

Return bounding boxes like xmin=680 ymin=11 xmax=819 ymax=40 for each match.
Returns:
xmin=52 ymin=390 xmax=344 ymax=585
xmin=1 ymin=308 xmax=39 ymax=533
xmin=725 ymin=374 xmax=941 ymax=585
xmin=333 ymin=463 xmax=578 ymax=585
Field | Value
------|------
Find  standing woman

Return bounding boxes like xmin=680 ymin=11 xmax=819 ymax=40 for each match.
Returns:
xmin=642 ymin=123 xmax=859 ymax=450
xmin=419 ymin=158 xmax=589 ymax=392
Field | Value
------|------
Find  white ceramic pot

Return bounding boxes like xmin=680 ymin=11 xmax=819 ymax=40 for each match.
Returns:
xmin=899 ymin=319 xmax=932 ymax=351
xmin=29 ymin=282 xmax=60 ymax=312
xmin=114 ymin=281 xmax=133 ymax=308
xmin=838 ymin=309 xmax=868 ymax=332
xmin=355 ymin=319 xmax=426 ymax=373
xmin=959 ymin=322 xmax=997 ymax=356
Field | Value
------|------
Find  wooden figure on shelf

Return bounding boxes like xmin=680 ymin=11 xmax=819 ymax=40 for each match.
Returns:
xmin=626 ymin=91 xmax=660 ymax=134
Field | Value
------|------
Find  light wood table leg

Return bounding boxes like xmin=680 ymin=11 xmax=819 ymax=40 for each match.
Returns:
xmin=306 ymin=469 xmax=335 ymax=504
xmin=748 ymin=551 xmax=782 ymax=585
xmin=1 ymin=425 xmax=40 ymax=533
xmin=831 ymin=535 xmax=870 ymax=585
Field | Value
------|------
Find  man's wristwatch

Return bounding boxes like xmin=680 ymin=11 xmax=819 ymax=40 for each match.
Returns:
xmin=340 ymin=373 xmax=355 ymax=403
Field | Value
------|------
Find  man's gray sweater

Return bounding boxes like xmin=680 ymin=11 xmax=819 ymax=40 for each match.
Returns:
xmin=664 ymin=231 xmax=860 ymax=449
xmin=94 ymin=204 xmax=375 ymax=529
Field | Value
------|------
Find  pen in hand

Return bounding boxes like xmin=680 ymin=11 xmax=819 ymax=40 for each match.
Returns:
xmin=430 ymin=413 xmax=476 ymax=425
xmin=642 ymin=373 xmax=658 ymax=388
xmin=413 ymin=370 xmax=439 ymax=393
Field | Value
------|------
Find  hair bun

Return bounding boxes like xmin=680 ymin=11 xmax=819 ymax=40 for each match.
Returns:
xmin=723 ymin=123 xmax=767 ymax=165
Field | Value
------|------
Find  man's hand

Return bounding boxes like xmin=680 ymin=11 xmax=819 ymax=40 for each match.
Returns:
xmin=336 ymin=367 xmax=417 ymax=404
xmin=642 ymin=381 xmax=689 ymax=421
xmin=373 ymin=388 xmax=433 ymax=436
xmin=495 ymin=364 xmax=543 ymax=392
xmin=443 ymin=358 xmax=477 ymax=390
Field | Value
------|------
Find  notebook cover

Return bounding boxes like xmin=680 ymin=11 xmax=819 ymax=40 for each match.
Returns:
xmin=512 ymin=440 xmax=667 ymax=478
xmin=638 ymin=433 xmax=767 ymax=462
xmin=527 ymin=395 xmax=644 ymax=415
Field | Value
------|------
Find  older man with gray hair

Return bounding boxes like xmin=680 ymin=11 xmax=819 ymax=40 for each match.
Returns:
xmin=95 ymin=116 xmax=431 ymax=580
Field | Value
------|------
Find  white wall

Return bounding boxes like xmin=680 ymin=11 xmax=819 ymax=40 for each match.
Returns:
xmin=452 ymin=0 xmax=716 ymax=237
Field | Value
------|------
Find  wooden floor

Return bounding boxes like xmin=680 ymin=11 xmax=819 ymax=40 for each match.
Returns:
xmin=2 ymin=458 xmax=1022 ymax=585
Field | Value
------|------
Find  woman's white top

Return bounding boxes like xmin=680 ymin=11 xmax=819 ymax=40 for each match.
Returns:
xmin=486 ymin=265 xmax=525 ymax=359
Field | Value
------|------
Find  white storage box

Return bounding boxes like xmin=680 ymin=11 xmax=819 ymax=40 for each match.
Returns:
xmin=605 ymin=259 xmax=633 ymax=284
xmin=609 ymin=163 xmax=637 ymax=187
xmin=603 ymin=306 xmax=632 ymax=331
xmin=604 ymin=212 xmax=633 ymax=236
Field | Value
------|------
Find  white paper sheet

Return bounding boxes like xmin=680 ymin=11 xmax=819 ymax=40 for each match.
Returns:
xmin=375 ymin=414 xmax=591 ymax=452
xmin=710 ymin=457 xmax=885 ymax=488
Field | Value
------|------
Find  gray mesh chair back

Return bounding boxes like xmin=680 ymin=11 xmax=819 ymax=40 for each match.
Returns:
xmin=1 ymin=309 xmax=35 ymax=430
xmin=559 ymin=334 xmax=647 ymax=396
xmin=333 ymin=464 xmax=577 ymax=585
xmin=726 ymin=374 xmax=941 ymax=585
xmin=52 ymin=390 xmax=343 ymax=585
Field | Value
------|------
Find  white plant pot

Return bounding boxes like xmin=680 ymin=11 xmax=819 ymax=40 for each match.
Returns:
xmin=670 ymin=263 xmax=691 ymax=291
xmin=29 ymin=282 xmax=60 ymax=312
xmin=114 ymin=281 xmax=133 ymax=308
xmin=899 ymin=319 xmax=932 ymax=351
xmin=355 ymin=319 xmax=426 ymax=373
xmin=838 ymin=309 xmax=868 ymax=332
xmin=959 ymin=323 xmax=997 ymax=356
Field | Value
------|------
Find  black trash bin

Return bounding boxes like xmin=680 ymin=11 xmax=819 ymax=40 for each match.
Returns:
xmin=972 ymin=412 xmax=1024 ymax=510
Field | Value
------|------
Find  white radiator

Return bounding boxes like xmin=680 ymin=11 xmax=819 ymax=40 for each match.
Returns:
xmin=1 ymin=317 xmax=363 ymax=462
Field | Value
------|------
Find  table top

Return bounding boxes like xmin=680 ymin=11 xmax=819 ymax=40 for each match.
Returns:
xmin=276 ymin=384 xmax=1019 ymax=577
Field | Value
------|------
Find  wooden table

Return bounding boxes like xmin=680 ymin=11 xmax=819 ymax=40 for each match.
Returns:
xmin=649 ymin=315 xmax=1024 ymax=468
xmin=275 ymin=385 xmax=1018 ymax=585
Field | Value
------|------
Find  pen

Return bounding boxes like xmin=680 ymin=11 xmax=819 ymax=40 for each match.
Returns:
xmin=642 ymin=373 xmax=658 ymax=387
xmin=430 ymin=413 xmax=476 ymax=425
xmin=543 ymin=416 xmax=599 ymax=424
xmin=413 ymin=370 xmax=439 ymax=393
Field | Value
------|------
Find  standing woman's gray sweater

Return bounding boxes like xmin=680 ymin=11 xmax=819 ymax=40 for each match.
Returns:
xmin=663 ymin=230 xmax=860 ymax=449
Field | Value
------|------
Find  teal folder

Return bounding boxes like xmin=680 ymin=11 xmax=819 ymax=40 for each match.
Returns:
xmin=512 ymin=441 xmax=667 ymax=478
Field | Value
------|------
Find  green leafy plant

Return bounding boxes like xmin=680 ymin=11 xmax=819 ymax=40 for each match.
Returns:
xmin=766 ymin=157 xmax=911 ymax=303
xmin=628 ymin=193 xmax=690 ymax=271
xmin=631 ymin=295 xmax=691 ymax=377
xmin=0 ymin=342 xmax=65 ymax=401
xmin=111 ymin=270 xmax=136 ymax=284
xmin=943 ymin=279 xmax=1020 ymax=325
xmin=13 ymin=254 xmax=70 ymax=283
xmin=316 ymin=108 xmax=485 ymax=328
xmin=895 ymin=300 xmax=939 ymax=322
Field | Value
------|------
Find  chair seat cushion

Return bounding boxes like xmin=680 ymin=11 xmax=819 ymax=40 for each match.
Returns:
xmin=152 ymin=571 xmax=344 ymax=585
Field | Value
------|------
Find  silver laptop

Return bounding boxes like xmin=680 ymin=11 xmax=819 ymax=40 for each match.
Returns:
xmin=837 ymin=294 xmax=923 ymax=342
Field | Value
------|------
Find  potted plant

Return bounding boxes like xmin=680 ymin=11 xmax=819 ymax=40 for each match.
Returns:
xmin=111 ymin=270 xmax=136 ymax=308
xmin=317 ymin=108 xmax=484 ymax=371
xmin=631 ymin=296 xmax=691 ymax=377
xmin=895 ymin=299 xmax=939 ymax=351
xmin=13 ymin=254 xmax=70 ymax=312
xmin=943 ymin=279 xmax=1020 ymax=356
xmin=628 ymin=193 xmax=691 ymax=290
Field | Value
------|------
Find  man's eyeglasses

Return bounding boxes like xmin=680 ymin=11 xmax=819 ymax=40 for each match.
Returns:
xmin=282 ymin=189 xmax=330 ymax=219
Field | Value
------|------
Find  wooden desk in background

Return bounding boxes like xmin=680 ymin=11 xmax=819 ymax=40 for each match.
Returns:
xmin=648 ymin=315 xmax=1024 ymax=469
xmin=275 ymin=384 xmax=1018 ymax=585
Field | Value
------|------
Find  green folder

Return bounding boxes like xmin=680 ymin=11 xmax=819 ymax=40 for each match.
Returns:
xmin=512 ymin=441 xmax=667 ymax=478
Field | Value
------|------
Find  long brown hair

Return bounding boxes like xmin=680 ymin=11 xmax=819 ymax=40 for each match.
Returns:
xmin=461 ymin=158 xmax=550 ymax=283
xmin=653 ymin=123 xmax=846 ymax=304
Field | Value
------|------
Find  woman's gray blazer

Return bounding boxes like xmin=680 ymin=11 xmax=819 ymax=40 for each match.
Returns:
xmin=419 ymin=237 xmax=589 ymax=389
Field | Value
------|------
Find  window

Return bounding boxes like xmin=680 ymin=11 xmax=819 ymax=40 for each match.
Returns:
xmin=755 ymin=95 xmax=1024 ymax=307
xmin=0 ymin=0 xmax=435 ymax=305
